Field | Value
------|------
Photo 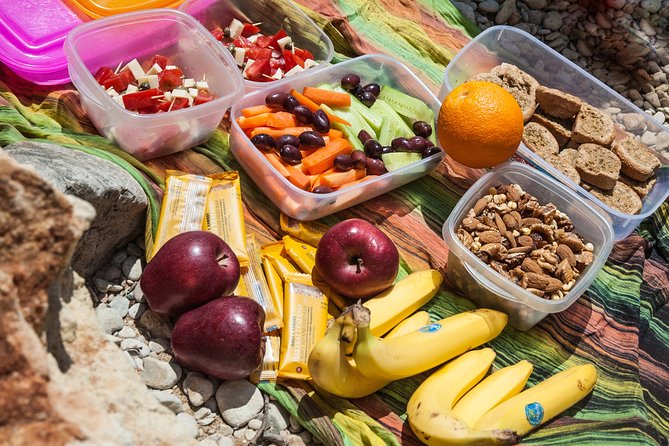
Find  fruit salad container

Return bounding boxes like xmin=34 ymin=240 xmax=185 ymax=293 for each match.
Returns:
xmin=442 ymin=162 xmax=614 ymax=331
xmin=440 ymin=25 xmax=669 ymax=241
xmin=0 ymin=0 xmax=88 ymax=85
xmin=64 ymin=9 xmax=244 ymax=161
xmin=229 ymin=54 xmax=445 ymax=221
xmin=67 ymin=0 xmax=184 ymax=19
xmin=179 ymin=0 xmax=334 ymax=93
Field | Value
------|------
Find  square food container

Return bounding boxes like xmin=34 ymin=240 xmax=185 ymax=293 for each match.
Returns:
xmin=67 ymin=0 xmax=184 ymax=19
xmin=179 ymin=0 xmax=334 ymax=93
xmin=442 ymin=162 xmax=615 ymax=331
xmin=0 ymin=0 xmax=87 ymax=85
xmin=440 ymin=25 xmax=669 ymax=241
xmin=229 ymin=54 xmax=445 ymax=221
xmin=64 ymin=9 xmax=245 ymax=161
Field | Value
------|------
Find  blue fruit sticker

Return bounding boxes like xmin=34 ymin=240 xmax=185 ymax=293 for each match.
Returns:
xmin=419 ymin=323 xmax=441 ymax=333
xmin=525 ymin=402 xmax=544 ymax=426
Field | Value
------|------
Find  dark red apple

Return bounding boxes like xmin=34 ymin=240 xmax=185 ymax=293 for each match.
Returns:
xmin=172 ymin=296 xmax=265 ymax=380
xmin=141 ymin=231 xmax=240 ymax=318
xmin=315 ymin=218 xmax=399 ymax=299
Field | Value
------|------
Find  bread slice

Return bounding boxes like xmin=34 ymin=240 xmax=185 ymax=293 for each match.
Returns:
xmin=589 ymin=181 xmax=643 ymax=215
xmin=575 ymin=143 xmax=621 ymax=190
xmin=530 ymin=113 xmax=573 ymax=146
xmin=612 ymin=135 xmax=661 ymax=181
xmin=558 ymin=148 xmax=578 ymax=164
xmin=572 ymin=104 xmax=615 ymax=147
xmin=546 ymin=155 xmax=581 ymax=184
xmin=535 ymin=86 xmax=583 ymax=120
xmin=490 ymin=63 xmax=539 ymax=123
xmin=620 ymin=174 xmax=656 ymax=198
xmin=522 ymin=122 xmax=559 ymax=158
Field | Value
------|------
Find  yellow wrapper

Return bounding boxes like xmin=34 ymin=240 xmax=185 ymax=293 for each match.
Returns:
xmin=234 ymin=267 xmax=250 ymax=297
xmin=205 ymin=172 xmax=250 ymax=266
xmin=283 ymin=235 xmax=317 ymax=274
xmin=278 ymin=274 xmax=328 ymax=380
xmin=250 ymin=331 xmax=281 ymax=384
xmin=261 ymin=256 xmax=284 ymax=320
xmin=261 ymin=241 xmax=309 ymax=282
xmin=280 ymin=213 xmax=329 ymax=247
xmin=151 ymin=171 xmax=212 ymax=259
xmin=244 ymin=236 xmax=283 ymax=332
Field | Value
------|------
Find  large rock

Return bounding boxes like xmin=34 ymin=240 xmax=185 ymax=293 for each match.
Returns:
xmin=2 ymin=141 xmax=148 ymax=277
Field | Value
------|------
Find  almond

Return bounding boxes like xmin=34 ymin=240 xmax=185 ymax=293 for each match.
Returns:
xmin=556 ymin=244 xmax=577 ymax=267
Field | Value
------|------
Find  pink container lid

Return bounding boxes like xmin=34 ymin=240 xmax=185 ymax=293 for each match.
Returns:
xmin=0 ymin=0 xmax=87 ymax=85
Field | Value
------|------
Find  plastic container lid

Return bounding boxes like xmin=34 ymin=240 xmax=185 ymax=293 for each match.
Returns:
xmin=0 ymin=0 xmax=86 ymax=85
xmin=67 ymin=0 xmax=184 ymax=19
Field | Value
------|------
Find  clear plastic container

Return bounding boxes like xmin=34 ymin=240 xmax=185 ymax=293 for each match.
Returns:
xmin=179 ymin=0 xmax=334 ymax=93
xmin=68 ymin=0 xmax=184 ymax=19
xmin=64 ymin=9 xmax=245 ymax=161
xmin=440 ymin=25 xmax=669 ymax=241
xmin=442 ymin=162 xmax=614 ymax=331
xmin=0 ymin=0 xmax=87 ymax=85
xmin=229 ymin=54 xmax=445 ymax=221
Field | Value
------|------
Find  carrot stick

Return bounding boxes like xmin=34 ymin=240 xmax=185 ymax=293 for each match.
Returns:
xmin=286 ymin=165 xmax=311 ymax=190
xmin=303 ymin=87 xmax=351 ymax=107
xmin=327 ymin=129 xmax=344 ymax=139
xmin=241 ymin=104 xmax=274 ymax=117
xmin=338 ymin=174 xmax=379 ymax=189
xmin=291 ymin=88 xmax=351 ymax=126
xmin=266 ymin=111 xmax=298 ymax=128
xmin=300 ymin=147 xmax=319 ymax=158
xmin=302 ymin=138 xmax=353 ymax=175
xmin=237 ymin=113 xmax=271 ymax=129
xmin=319 ymin=169 xmax=366 ymax=188
xmin=264 ymin=152 xmax=290 ymax=177
xmin=250 ymin=126 xmax=312 ymax=138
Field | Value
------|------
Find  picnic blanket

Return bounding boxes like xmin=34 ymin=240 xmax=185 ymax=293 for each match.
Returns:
xmin=1 ymin=1 xmax=668 ymax=444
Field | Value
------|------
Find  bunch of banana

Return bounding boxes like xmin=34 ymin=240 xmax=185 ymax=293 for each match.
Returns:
xmin=407 ymin=348 xmax=598 ymax=445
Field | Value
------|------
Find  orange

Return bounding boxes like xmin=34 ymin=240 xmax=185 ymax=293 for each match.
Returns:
xmin=437 ymin=80 xmax=524 ymax=168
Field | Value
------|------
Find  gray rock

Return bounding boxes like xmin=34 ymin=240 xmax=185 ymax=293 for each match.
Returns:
xmin=218 ymin=437 xmax=234 ymax=446
xmin=176 ymin=413 xmax=200 ymax=439
xmin=132 ymin=284 xmax=146 ymax=303
xmin=204 ymin=397 xmax=218 ymax=413
xmin=248 ymin=418 xmax=263 ymax=430
xmin=95 ymin=306 xmax=124 ymax=335
xmin=99 ymin=265 xmax=122 ymax=282
xmin=479 ymin=0 xmax=500 ymax=13
xmin=112 ymin=250 xmax=129 ymax=265
xmin=621 ymin=113 xmax=647 ymax=132
xmin=149 ymin=337 xmax=170 ymax=353
xmin=298 ymin=431 xmax=312 ymax=444
xmin=127 ymin=243 xmax=144 ymax=258
xmin=2 ymin=142 xmax=147 ymax=278
xmin=183 ymin=372 xmax=215 ymax=407
xmin=289 ymin=415 xmax=301 ymax=432
xmin=109 ymin=294 xmax=130 ymax=318
xmin=116 ymin=325 xmax=137 ymax=339
xmin=129 ymin=302 xmax=147 ymax=320
xmin=123 ymin=256 xmax=143 ymax=281
xmin=217 ymin=422 xmax=233 ymax=437
xmin=199 ymin=415 xmax=216 ymax=426
xmin=453 ymin=1 xmax=476 ymax=22
xmin=194 ymin=407 xmax=212 ymax=420
xmin=527 ymin=9 xmax=544 ymax=25
xmin=94 ymin=278 xmax=110 ymax=294
xmin=641 ymin=0 xmax=661 ymax=13
xmin=645 ymin=91 xmax=661 ymax=108
xmin=543 ymin=11 xmax=563 ymax=30
xmin=267 ymin=401 xmax=290 ymax=432
xmin=525 ymin=0 xmax=546 ymax=8
xmin=141 ymin=357 xmax=182 ymax=390
xmin=641 ymin=131 xmax=658 ymax=146
xmin=215 ymin=380 xmax=264 ymax=427
xmin=152 ymin=390 xmax=184 ymax=413
xmin=139 ymin=309 xmax=172 ymax=339
xmin=199 ymin=439 xmax=218 ymax=446
xmin=495 ymin=0 xmax=516 ymax=24
xmin=121 ymin=338 xmax=151 ymax=358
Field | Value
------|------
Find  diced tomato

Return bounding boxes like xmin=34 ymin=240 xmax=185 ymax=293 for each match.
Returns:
xmin=194 ymin=92 xmax=215 ymax=105
xmin=233 ymin=36 xmax=252 ymax=48
xmin=255 ymin=35 xmax=274 ymax=48
xmin=293 ymin=53 xmax=305 ymax=68
xmin=269 ymin=57 xmax=283 ymax=69
xmin=171 ymin=97 xmax=190 ymax=110
xmin=151 ymin=55 xmax=169 ymax=70
xmin=244 ymin=58 xmax=271 ymax=81
xmin=271 ymin=29 xmax=288 ymax=49
xmin=102 ymin=73 xmax=127 ymax=92
xmin=94 ymin=66 xmax=114 ymax=85
xmin=158 ymin=69 xmax=183 ymax=91
xmin=294 ymin=48 xmax=314 ymax=61
xmin=137 ymin=104 xmax=159 ymax=114
xmin=122 ymin=88 xmax=161 ymax=110
xmin=119 ymin=69 xmax=135 ymax=85
xmin=156 ymin=101 xmax=172 ymax=112
xmin=246 ymin=46 xmax=272 ymax=60
xmin=241 ymin=23 xmax=261 ymax=37
xmin=283 ymin=50 xmax=296 ymax=72
xmin=211 ymin=26 xmax=225 ymax=41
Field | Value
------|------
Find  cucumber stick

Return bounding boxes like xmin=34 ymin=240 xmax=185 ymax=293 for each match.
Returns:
xmin=320 ymin=103 xmax=365 ymax=151
xmin=371 ymin=99 xmax=414 ymax=146
xmin=381 ymin=152 xmax=422 ymax=172
xmin=378 ymin=86 xmax=435 ymax=124
xmin=332 ymin=85 xmax=383 ymax=133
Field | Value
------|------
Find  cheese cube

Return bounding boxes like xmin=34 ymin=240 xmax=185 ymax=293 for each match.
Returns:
xmin=164 ymin=91 xmax=173 ymax=101
xmin=284 ymin=65 xmax=304 ymax=77
xmin=242 ymin=59 xmax=255 ymax=78
xmin=183 ymin=78 xmax=196 ymax=88
xmin=303 ymin=58 xmax=319 ymax=69
xmin=136 ymin=74 xmax=159 ymax=89
xmin=228 ymin=19 xmax=244 ymax=39
xmin=171 ymin=88 xmax=194 ymax=106
xmin=277 ymin=36 xmax=292 ymax=50
xmin=234 ymin=47 xmax=246 ymax=66
xmin=189 ymin=88 xmax=199 ymax=98
xmin=247 ymin=34 xmax=262 ymax=44
xmin=125 ymin=84 xmax=139 ymax=94
xmin=195 ymin=80 xmax=209 ymax=90
xmin=106 ymin=87 xmax=119 ymax=96
xmin=146 ymin=63 xmax=163 ymax=75
xmin=165 ymin=65 xmax=178 ymax=70
xmin=121 ymin=58 xmax=144 ymax=80
xmin=271 ymin=68 xmax=284 ymax=80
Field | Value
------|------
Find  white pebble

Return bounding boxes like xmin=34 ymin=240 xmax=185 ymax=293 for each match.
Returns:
xmin=133 ymin=285 xmax=146 ymax=303
xmin=128 ymin=302 xmax=147 ymax=320
xmin=95 ymin=306 xmax=123 ymax=335
xmin=218 ymin=437 xmax=234 ymax=446
xmin=184 ymin=372 xmax=215 ymax=407
xmin=247 ymin=418 xmax=263 ymax=430
xmin=109 ymin=295 xmax=130 ymax=318
xmin=120 ymin=338 xmax=151 ymax=358
xmin=199 ymin=416 xmax=216 ymax=426
xmin=149 ymin=338 xmax=170 ymax=353
xmin=116 ymin=325 xmax=136 ymax=338
xmin=198 ymin=439 xmax=218 ymax=446
xmin=152 ymin=390 xmax=183 ymax=413
xmin=652 ymin=111 xmax=666 ymax=124
xmin=133 ymin=356 xmax=144 ymax=370
xmin=194 ymin=407 xmax=212 ymax=420
xmin=244 ymin=429 xmax=256 ymax=441
xmin=176 ymin=413 xmax=199 ymax=439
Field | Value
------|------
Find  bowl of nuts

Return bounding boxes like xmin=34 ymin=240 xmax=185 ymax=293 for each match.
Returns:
xmin=442 ymin=161 xmax=614 ymax=331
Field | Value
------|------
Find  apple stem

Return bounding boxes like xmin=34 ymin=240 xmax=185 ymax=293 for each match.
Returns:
xmin=355 ymin=257 xmax=363 ymax=274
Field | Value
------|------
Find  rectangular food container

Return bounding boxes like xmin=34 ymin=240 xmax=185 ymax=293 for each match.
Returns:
xmin=0 ymin=0 xmax=87 ymax=85
xmin=442 ymin=162 xmax=614 ymax=331
xmin=180 ymin=0 xmax=334 ymax=93
xmin=67 ymin=0 xmax=184 ymax=19
xmin=64 ymin=9 xmax=245 ymax=161
xmin=229 ymin=54 xmax=445 ymax=221
xmin=441 ymin=25 xmax=669 ymax=241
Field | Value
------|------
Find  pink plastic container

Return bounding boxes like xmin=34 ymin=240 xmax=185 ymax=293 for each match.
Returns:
xmin=0 ymin=0 xmax=87 ymax=85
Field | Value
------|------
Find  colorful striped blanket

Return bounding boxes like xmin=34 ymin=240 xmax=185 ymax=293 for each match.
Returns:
xmin=0 ymin=1 xmax=667 ymax=444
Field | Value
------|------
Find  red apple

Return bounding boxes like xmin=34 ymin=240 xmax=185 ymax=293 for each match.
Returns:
xmin=141 ymin=231 xmax=240 ymax=318
xmin=172 ymin=296 xmax=265 ymax=380
xmin=315 ymin=218 xmax=399 ymax=299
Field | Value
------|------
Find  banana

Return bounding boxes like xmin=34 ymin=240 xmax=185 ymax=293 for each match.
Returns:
xmin=385 ymin=311 xmax=431 ymax=339
xmin=307 ymin=310 xmax=389 ymax=398
xmin=473 ymin=364 xmax=598 ymax=436
xmin=407 ymin=348 xmax=518 ymax=445
xmin=352 ymin=304 xmax=508 ymax=381
xmin=363 ymin=270 xmax=443 ymax=337
xmin=452 ymin=360 xmax=533 ymax=427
